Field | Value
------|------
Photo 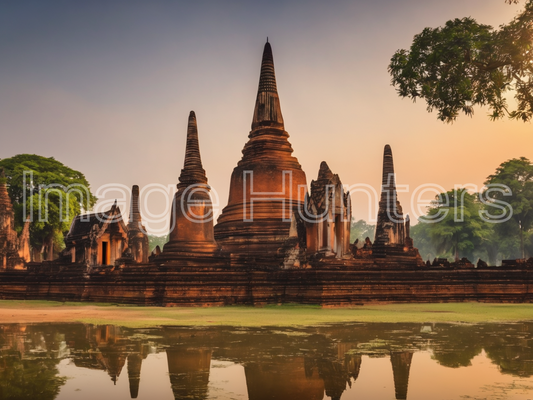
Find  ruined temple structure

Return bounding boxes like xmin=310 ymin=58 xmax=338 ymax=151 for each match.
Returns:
xmin=160 ymin=111 xmax=219 ymax=261
xmin=0 ymin=168 xmax=29 ymax=270
xmin=375 ymin=145 xmax=406 ymax=250
xmin=62 ymin=189 xmax=149 ymax=266
xmin=0 ymin=41 xmax=532 ymax=305
xmin=63 ymin=201 xmax=129 ymax=266
xmin=127 ymin=185 xmax=150 ymax=264
xmin=213 ymin=41 xmax=308 ymax=260
xmin=304 ymin=161 xmax=352 ymax=260
xmin=365 ymin=144 xmax=422 ymax=265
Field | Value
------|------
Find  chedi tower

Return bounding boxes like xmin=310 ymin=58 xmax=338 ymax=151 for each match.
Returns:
xmin=162 ymin=111 xmax=218 ymax=258
xmin=214 ymin=42 xmax=307 ymax=258
xmin=373 ymin=144 xmax=406 ymax=255
xmin=127 ymin=185 xmax=149 ymax=264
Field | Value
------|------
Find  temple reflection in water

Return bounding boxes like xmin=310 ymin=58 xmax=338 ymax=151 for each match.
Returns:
xmin=1 ymin=322 xmax=533 ymax=399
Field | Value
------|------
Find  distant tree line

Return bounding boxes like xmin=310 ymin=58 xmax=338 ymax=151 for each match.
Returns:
xmin=350 ymin=220 xmax=376 ymax=245
xmin=148 ymin=234 xmax=169 ymax=253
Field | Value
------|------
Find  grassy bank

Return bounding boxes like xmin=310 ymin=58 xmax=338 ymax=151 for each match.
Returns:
xmin=0 ymin=300 xmax=532 ymax=328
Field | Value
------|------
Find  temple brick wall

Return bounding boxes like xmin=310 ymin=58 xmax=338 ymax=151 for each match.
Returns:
xmin=0 ymin=263 xmax=531 ymax=305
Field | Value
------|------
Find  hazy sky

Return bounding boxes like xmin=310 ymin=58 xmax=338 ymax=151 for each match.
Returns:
xmin=1 ymin=0 xmax=532 ymax=234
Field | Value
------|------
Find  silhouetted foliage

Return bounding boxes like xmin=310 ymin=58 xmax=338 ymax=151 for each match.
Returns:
xmin=389 ymin=0 xmax=533 ymax=122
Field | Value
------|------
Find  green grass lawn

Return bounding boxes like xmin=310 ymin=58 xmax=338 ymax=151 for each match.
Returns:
xmin=1 ymin=300 xmax=533 ymax=328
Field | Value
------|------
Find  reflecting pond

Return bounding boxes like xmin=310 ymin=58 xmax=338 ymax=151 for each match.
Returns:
xmin=1 ymin=322 xmax=533 ymax=399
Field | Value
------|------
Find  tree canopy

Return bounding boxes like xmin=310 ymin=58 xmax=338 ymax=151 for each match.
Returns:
xmin=411 ymin=157 xmax=533 ymax=264
xmin=484 ymin=157 xmax=533 ymax=258
xmin=419 ymin=188 xmax=492 ymax=262
xmin=388 ymin=0 xmax=533 ymax=122
xmin=0 ymin=154 xmax=97 ymax=260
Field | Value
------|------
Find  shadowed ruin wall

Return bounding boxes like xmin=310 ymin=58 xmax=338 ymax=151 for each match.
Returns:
xmin=0 ymin=264 xmax=531 ymax=305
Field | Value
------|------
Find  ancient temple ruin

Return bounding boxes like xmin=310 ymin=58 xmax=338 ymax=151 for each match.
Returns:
xmin=64 ymin=201 xmax=129 ymax=266
xmin=213 ymin=42 xmax=308 ymax=259
xmin=161 ymin=111 xmax=218 ymax=260
xmin=0 ymin=168 xmax=29 ymax=270
xmin=304 ymin=161 xmax=352 ymax=259
xmin=0 ymin=42 xmax=531 ymax=305
xmin=63 ymin=188 xmax=149 ymax=266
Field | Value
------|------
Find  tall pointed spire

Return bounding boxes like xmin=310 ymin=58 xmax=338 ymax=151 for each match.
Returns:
xmin=178 ymin=111 xmax=207 ymax=190
xmin=127 ymin=185 xmax=149 ymax=263
xmin=378 ymin=144 xmax=401 ymax=215
xmin=161 ymin=111 xmax=219 ymax=259
xmin=251 ymin=42 xmax=284 ymax=131
xmin=0 ymin=167 xmax=14 ymax=218
xmin=129 ymin=185 xmax=141 ymax=224
xmin=382 ymin=144 xmax=396 ymax=189
xmin=374 ymin=144 xmax=405 ymax=249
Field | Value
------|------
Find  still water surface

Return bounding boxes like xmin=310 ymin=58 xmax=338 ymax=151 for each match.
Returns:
xmin=1 ymin=322 xmax=533 ymax=399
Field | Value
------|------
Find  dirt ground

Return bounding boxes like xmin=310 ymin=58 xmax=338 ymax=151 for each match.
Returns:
xmin=0 ymin=305 xmax=156 ymax=324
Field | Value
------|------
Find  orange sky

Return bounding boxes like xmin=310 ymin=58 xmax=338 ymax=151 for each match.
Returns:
xmin=0 ymin=0 xmax=531 ymax=233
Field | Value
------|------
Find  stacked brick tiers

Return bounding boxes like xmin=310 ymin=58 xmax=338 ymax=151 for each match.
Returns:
xmin=161 ymin=111 xmax=218 ymax=259
xmin=0 ymin=261 xmax=532 ymax=305
xmin=214 ymin=42 xmax=307 ymax=260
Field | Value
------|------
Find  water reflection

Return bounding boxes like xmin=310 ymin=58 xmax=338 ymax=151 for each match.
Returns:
xmin=1 ymin=322 xmax=533 ymax=399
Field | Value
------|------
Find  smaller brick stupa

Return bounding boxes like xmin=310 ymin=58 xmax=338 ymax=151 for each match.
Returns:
xmin=127 ymin=185 xmax=149 ymax=263
xmin=161 ymin=111 xmax=219 ymax=259
xmin=372 ymin=144 xmax=421 ymax=263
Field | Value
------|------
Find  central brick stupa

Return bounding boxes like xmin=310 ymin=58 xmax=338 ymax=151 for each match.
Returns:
xmin=214 ymin=42 xmax=307 ymax=258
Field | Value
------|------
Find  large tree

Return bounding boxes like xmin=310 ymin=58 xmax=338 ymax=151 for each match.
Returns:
xmin=483 ymin=157 xmax=533 ymax=258
xmin=419 ymin=188 xmax=492 ymax=262
xmin=0 ymin=154 xmax=97 ymax=261
xmin=388 ymin=0 xmax=533 ymax=122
